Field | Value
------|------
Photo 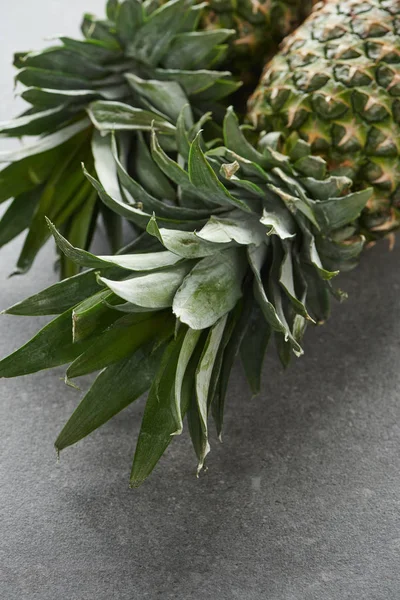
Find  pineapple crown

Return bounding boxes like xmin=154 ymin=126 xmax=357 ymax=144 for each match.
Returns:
xmin=0 ymin=0 xmax=240 ymax=275
xmin=0 ymin=106 xmax=370 ymax=486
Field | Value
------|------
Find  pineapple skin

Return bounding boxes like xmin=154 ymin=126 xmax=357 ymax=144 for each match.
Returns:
xmin=247 ymin=0 xmax=400 ymax=234
xmin=202 ymin=0 xmax=316 ymax=78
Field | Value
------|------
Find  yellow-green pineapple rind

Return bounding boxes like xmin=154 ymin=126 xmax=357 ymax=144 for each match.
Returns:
xmin=248 ymin=0 xmax=400 ymax=235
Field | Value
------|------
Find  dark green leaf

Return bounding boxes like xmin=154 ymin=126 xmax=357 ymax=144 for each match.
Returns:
xmin=240 ymin=302 xmax=271 ymax=396
xmin=116 ymin=0 xmax=143 ymax=45
xmin=163 ymin=29 xmax=234 ymax=70
xmin=67 ymin=310 xmax=173 ymax=379
xmin=3 ymin=270 xmax=102 ymax=316
xmin=0 ymin=188 xmax=41 ymax=249
xmin=125 ymin=73 xmax=190 ymax=124
xmin=130 ymin=327 xmax=187 ymax=487
xmin=0 ymin=308 xmax=95 ymax=378
xmin=55 ymin=341 xmax=164 ymax=451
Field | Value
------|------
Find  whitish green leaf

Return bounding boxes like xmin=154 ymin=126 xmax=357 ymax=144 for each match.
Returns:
xmin=300 ymin=221 xmax=339 ymax=280
xmin=173 ymin=248 xmax=246 ymax=330
xmin=21 ymin=87 xmax=98 ymax=107
xmin=279 ymin=243 xmax=314 ymax=322
xmin=172 ymin=328 xmax=203 ymax=436
xmin=47 ymin=217 xmax=183 ymax=271
xmin=154 ymin=68 xmax=232 ymax=96
xmin=198 ymin=211 xmax=266 ymax=246
xmin=100 ymin=261 xmax=193 ymax=308
xmin=301 ymin=263 xmax=331 ymax=324
xmin=112 ymin=134 xmax=208 ymax=221
xmin=247 ymin=243 xmax=289 ymax=335
xmin=189 ymin=133 xmax=251 ymax=212
xmin=56 ymin=341 xmax=164 ymax=451
xmin=268 ymin=239 xmax=303 ymax=357
xmin=268 ymin=183 xmax=319 ymax=230
xmin=88 ymin=100 xmax=175 ymax=133
xmin=300 ymin=175 xmax=352 ymax=200
xmin=147 ymin=216 xmax=233 ymax=258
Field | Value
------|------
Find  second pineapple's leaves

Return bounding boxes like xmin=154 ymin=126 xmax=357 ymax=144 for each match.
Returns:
xmin=0 ymin=308 xmax=95 ymax=378
xmin=100 ymin=261 xmax=193 ymax=308
xmin=173 ymin=248 xmax=246 ymax=330
xmin=55 ymin=341 xmax=165 ymax=452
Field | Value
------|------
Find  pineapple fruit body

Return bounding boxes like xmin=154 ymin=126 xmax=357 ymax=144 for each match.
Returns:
xmin=201 ymin=0 xmax=315 ymax=78
xmin=248 ymin=0 xmax=400 ymax=234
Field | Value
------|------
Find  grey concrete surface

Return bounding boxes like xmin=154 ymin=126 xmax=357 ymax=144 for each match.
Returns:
xmin=1 ymin=3 xmax=400 ymax=599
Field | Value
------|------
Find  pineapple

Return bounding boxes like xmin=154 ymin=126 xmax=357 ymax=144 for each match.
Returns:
xmin=0 ymin=107 xmax=370 ymax=485
xmin=248 ymin=0 xmax=400 ymax=235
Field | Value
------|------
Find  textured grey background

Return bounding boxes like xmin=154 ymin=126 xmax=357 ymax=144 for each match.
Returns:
xmin=1 ymin=3 xmax=400 ymax=599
